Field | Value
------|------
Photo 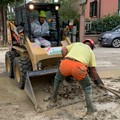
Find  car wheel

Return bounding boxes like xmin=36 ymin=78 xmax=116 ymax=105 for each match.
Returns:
xmin=112 ymin=38 xmax=120 ymax=48
xmin=99 ymin=42 xmax=103 ymax=47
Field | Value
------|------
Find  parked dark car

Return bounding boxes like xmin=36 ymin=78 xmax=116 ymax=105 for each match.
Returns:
xmin=98 ymin=25 xmax=120 ymax=48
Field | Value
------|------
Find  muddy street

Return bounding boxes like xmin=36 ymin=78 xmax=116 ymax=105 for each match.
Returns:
xmin=0 ymin=46 xmax=120 ymax=120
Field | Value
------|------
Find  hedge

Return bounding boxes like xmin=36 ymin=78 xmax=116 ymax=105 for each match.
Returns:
xmin=86 ymin=14 xmax=120 ymax=34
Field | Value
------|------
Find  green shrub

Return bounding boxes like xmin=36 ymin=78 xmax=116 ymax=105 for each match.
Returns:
xmin=86 ymin=13 xmax=120 ymax=34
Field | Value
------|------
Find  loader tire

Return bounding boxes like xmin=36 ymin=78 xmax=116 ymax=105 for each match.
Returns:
xmin=14 ymin=57 xmax=32 ymax=89
xmin=5 ymin=51 xmax=19 ymax=78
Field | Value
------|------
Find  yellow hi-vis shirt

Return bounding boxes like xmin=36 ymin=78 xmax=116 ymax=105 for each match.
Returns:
xmin=66 ymin=42 xmax=96 ymax=67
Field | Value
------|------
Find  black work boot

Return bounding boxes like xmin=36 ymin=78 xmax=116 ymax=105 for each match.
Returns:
xmin=85 ymin=92 xmax=97 ymax=115
xmin=79 ymin=75 xmax=97 ymax=115
xmin=51 ymin=84 xmax=59 ymax=103
xmin=51 ymin=70 xmax=65 ymax=103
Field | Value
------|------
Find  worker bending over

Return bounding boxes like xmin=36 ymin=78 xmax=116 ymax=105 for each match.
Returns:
xmin=51 ymin=39 xmax=103 ymax=115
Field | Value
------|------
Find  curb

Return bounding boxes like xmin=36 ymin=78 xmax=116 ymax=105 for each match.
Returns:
xmin=0 ymin=47 xmax=9 ymax=51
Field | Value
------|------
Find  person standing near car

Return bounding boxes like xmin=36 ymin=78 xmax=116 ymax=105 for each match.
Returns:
xmin=50 ymin=39 xmax=104 ymax=115
xmin=31 ymin=10 xmax=51 ymax=47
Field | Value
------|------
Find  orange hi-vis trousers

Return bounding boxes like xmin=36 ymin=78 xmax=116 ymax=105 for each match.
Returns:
xmin=59 ymin=59 xmax=87 ymax=80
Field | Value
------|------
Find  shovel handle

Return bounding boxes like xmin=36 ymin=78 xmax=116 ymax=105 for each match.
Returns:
xmin=99 ymin=84 xmax=120 ymax=98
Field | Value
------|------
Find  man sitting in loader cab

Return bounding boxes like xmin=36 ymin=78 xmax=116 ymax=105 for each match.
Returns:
xmin=31 ymin=10 xmax=51 ymax=47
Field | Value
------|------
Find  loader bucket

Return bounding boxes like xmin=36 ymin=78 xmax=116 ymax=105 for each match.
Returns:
xmin=25 ymin=68 xmax=58 ymax=112
xmin=24 ymin=68 xmax=85 ymax=113
xmin=25 ymin=68 xmax=87 ymax=113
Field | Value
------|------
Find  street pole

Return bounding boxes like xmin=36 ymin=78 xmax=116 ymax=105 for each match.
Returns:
xmin=79 ymin=0 xmax=87 ymax=42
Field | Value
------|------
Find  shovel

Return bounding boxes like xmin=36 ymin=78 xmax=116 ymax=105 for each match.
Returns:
xmin=94 ymin=73 xmax=120 ymax=98
xmin=99 ymin=84 xmax=120 ymax=98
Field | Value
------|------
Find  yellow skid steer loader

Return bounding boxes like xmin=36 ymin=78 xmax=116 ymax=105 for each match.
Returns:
xmin=6 ymin=1 xmax=71 ymax=112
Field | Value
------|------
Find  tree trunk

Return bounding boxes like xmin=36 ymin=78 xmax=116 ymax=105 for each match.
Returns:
xmin=0 ymin=7 xmax=3 ymax=46
xmin=2 ymin=6 xmax=7 ymax=46
xmin=0 ymin=6 xmax=7 ymax=46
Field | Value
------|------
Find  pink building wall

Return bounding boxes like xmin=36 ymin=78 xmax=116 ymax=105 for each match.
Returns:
xmin=100 ymin=0 xmax=118 ymax=17
xmin=85 ymin=0 xmax=118 ymax=19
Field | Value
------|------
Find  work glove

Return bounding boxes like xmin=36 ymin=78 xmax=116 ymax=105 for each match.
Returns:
xmin=94 ymin=79 xmax=101 ymax=87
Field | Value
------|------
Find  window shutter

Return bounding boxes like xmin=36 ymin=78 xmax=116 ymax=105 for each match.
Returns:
xmin=90 ymin=0 xmax=97 ymax=17
xmin=90 ymin=2 xmax=93 ymax=17
xmin=94 ymin=0 xmax=97 ymax=17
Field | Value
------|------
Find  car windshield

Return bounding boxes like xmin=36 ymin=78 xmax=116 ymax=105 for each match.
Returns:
xmin=112 ymin=25 xmax=120 ymax=32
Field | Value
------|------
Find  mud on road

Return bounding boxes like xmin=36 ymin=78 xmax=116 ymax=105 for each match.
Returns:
xmin=0 ymin=46 xmax=120 ymax=120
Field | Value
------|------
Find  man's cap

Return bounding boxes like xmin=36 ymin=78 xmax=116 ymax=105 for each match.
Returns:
xmin=39 ymin=10 xmax=46 ymax=18
xmin=83 ymin=39 xmax=95 ymax=50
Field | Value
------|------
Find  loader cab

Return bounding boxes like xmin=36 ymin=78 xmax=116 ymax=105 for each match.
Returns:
xmin=15 ymin=2 xmax=61 ymax=46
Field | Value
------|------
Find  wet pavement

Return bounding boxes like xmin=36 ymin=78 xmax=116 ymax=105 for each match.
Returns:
xmin=0 ymin=45 xmax=120 ymax=120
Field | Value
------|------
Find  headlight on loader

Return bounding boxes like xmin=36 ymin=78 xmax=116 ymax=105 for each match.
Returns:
xmin=29 ymin=4 xmax=34 ymax=10
xmin=55 ymin=6 xmax=59 ymax=10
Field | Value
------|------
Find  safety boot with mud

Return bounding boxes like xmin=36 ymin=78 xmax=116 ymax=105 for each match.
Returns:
xmin=85 ymin=93 xmax=97 ymax=115
xmin=51 ymin=84 xmax=60 ymax=103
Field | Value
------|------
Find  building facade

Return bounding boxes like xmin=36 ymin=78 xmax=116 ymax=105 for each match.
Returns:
xmin=79 ymin=0 xmax=119 ymax=42
xmin=85 ymin=0 xmax=118 ymax=19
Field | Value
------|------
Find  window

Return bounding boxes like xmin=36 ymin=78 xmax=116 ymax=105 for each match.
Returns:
xmin=90 ymin=0 xmax=97 ymax=17
xmin=85 ymin=21 xmax=92 ymax=32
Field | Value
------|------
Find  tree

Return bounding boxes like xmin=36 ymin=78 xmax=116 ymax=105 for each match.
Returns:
xmin=59 ymin=0 xmax=80 ymax=20
xmin=0 ymin=0 xmax=23 ymax=46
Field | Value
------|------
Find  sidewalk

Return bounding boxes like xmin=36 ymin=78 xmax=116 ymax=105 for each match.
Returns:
xmin=0 ymin=46 xmax=9 ymax=51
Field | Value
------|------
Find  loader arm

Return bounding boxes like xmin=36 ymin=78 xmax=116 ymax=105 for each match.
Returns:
xmin=7 ymin=21 xmax=12 ymax=44
xmin=61 ymin=36 xmax=71 ymax=46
